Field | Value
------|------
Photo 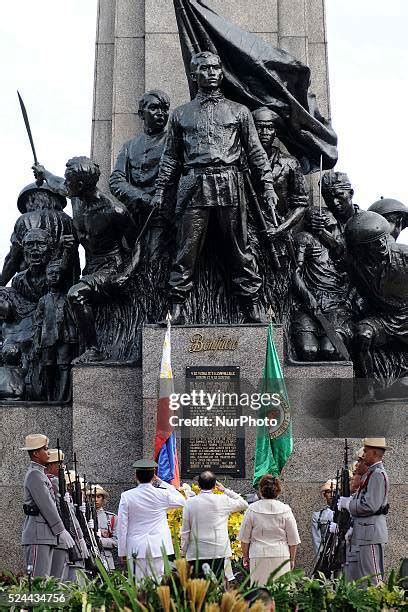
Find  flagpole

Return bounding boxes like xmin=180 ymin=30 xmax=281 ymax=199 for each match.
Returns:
xmin=173 ymin=0 xmax=201 ymax=53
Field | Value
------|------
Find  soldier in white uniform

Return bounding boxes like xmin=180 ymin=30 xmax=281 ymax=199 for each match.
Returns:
xmin=92 ymin=484 xmax=118 ymax=571
xmin=117 ymin=459 xmax=185 ymax=581
xmin=21 ymin=434 xmax=75 ymax=577
xmin=311 ymin=479 xmax=336 ymax=555
xmin=338 ymin=438 xmax=390 ymax=585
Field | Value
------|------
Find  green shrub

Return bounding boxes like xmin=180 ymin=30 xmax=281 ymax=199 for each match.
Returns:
xmin=0 ymin=562 xmax=406 ymax=611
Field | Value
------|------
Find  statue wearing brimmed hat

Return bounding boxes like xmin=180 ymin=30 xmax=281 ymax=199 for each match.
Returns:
xmin=343 ymin=210 xmax=408 ymax=396
xmin=311 ymin=478 xmax=336 ymax=554
xmin=1 ymin=182 xmax=79 ymax=288
xmin=21 ymin=434 xmax=75 ymax=577
xmin=339 ymin=437 xmax=390 ymax=584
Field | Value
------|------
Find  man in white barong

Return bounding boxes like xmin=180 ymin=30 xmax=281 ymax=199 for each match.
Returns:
xmin=117 ymin=459 xmax=185 ymax=581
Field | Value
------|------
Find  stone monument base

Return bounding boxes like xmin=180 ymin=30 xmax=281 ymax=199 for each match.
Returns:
xmin=0 ymin=324 xmax=407 ymax=574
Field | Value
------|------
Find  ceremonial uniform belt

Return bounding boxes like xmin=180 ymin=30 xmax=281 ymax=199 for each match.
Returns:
xmin=23 ymin=504 xmax=40 ymax=516
xmin=367 ymin=504 xmax=390 ymax=517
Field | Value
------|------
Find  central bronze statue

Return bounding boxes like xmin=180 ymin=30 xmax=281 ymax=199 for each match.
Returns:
xmin=2 ymin=3 xmax=408 ymax=401
xmin=151 ymin=51 xmax=278 ymax=325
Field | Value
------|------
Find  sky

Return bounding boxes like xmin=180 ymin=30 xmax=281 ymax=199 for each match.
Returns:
xmin=0 ymin=0 xmax=407 ymax=267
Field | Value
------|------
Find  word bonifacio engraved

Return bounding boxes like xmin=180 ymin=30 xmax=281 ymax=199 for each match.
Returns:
xmin=188 ymin=333 xmax=239 ymax=353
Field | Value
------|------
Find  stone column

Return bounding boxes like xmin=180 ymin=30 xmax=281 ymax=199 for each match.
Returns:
xmin=91 ymin=0 xmax=116 ymax=191
xmin=91 ymin=0 xmax=332 ymax=194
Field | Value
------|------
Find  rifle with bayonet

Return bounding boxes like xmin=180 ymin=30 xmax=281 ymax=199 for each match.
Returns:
xmin=56 ymin=440 xmax=81 ymax=563
xmin=312 ymin=471 xmax=340 ymax=577
xmin=71 ymin=454 xmax=101 ymax=573
xmin=331 ymin=439 xmax=352 ymax=572
xmin=83 ymin=476 xmax=109 ymax=570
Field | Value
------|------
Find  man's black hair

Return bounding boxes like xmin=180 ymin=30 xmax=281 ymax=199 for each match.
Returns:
xmin=28 ymin=448 xmax=44 ymax=460
xmin=244 ymin=588 xmax=274 ymax=605
xmin=136 ymin=468 xmax=155 ymax=484
xmin=198 ymin=470 xmax=216 ymax=490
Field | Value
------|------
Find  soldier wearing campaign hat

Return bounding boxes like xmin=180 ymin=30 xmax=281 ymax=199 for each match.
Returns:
xmin=45 ymin=449 xmax=88 ymax=581
xmin=90 ymin=484 xmax=118 ymax=570
xmin=311 ymin=479 xmax=336 ymax=554
xmin=21 ymin=434 xmax=75 ymax=577
xmin=45 ymin=448 xmax=71 ymax=580
xmin=339 ymin=438 xmax=390 ymax=584
xmin=117 ymin=459 xmax=185 ymax=581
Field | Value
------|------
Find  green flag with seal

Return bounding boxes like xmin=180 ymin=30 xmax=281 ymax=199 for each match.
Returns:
xmin=253 ymin=322 xmax=293 ymax=485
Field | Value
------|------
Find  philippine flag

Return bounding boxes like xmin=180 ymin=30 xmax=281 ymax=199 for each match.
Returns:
xmin=154 ymin=315 xmax=180 ymax=486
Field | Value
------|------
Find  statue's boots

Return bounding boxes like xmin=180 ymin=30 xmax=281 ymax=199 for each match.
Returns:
xmin=73 ymin=346 xmax=107 ymax=364
xmin=240 ymin=302 xmax=266 ymax=324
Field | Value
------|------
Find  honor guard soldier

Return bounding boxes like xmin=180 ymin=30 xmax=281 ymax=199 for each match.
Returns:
xmin=45 ymin=449 xmax=71 ymax=580
xmin=339 ymin=438 xmax=390 ymax=585
xmin=311 ymin=479 xmax=336 ymax=554
xmin=21 ymin=434 xmax=75 ymax=577
xmin=63 ymin=470 xmax=89 ymax=580
xmin=92 ymin=484 xmax=118 ymax=570
xmin=350 ymin=447 xmax=369 ymax=493
xmin=117 ymin=459 xmax=185 ymax=581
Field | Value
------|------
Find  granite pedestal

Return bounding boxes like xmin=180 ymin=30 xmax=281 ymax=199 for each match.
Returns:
xmin=0 ymin=324 xmax=407 ymax=575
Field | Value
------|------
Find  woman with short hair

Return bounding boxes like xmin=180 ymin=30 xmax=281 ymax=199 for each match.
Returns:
xmin=238 ymin=475 xmax=300 ymax=585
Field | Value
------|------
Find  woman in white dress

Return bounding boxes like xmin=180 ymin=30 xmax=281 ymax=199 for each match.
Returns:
xmin=238 ymin=475 xmax=300 ymax=586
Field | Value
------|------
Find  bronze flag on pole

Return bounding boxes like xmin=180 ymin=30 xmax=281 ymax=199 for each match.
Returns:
xmin=173 ymin=0 xmax=338 ymax=173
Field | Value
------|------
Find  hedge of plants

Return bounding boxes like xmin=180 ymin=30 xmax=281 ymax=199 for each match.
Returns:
xmin=0 ymin=558 xmax=407 ymax=611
